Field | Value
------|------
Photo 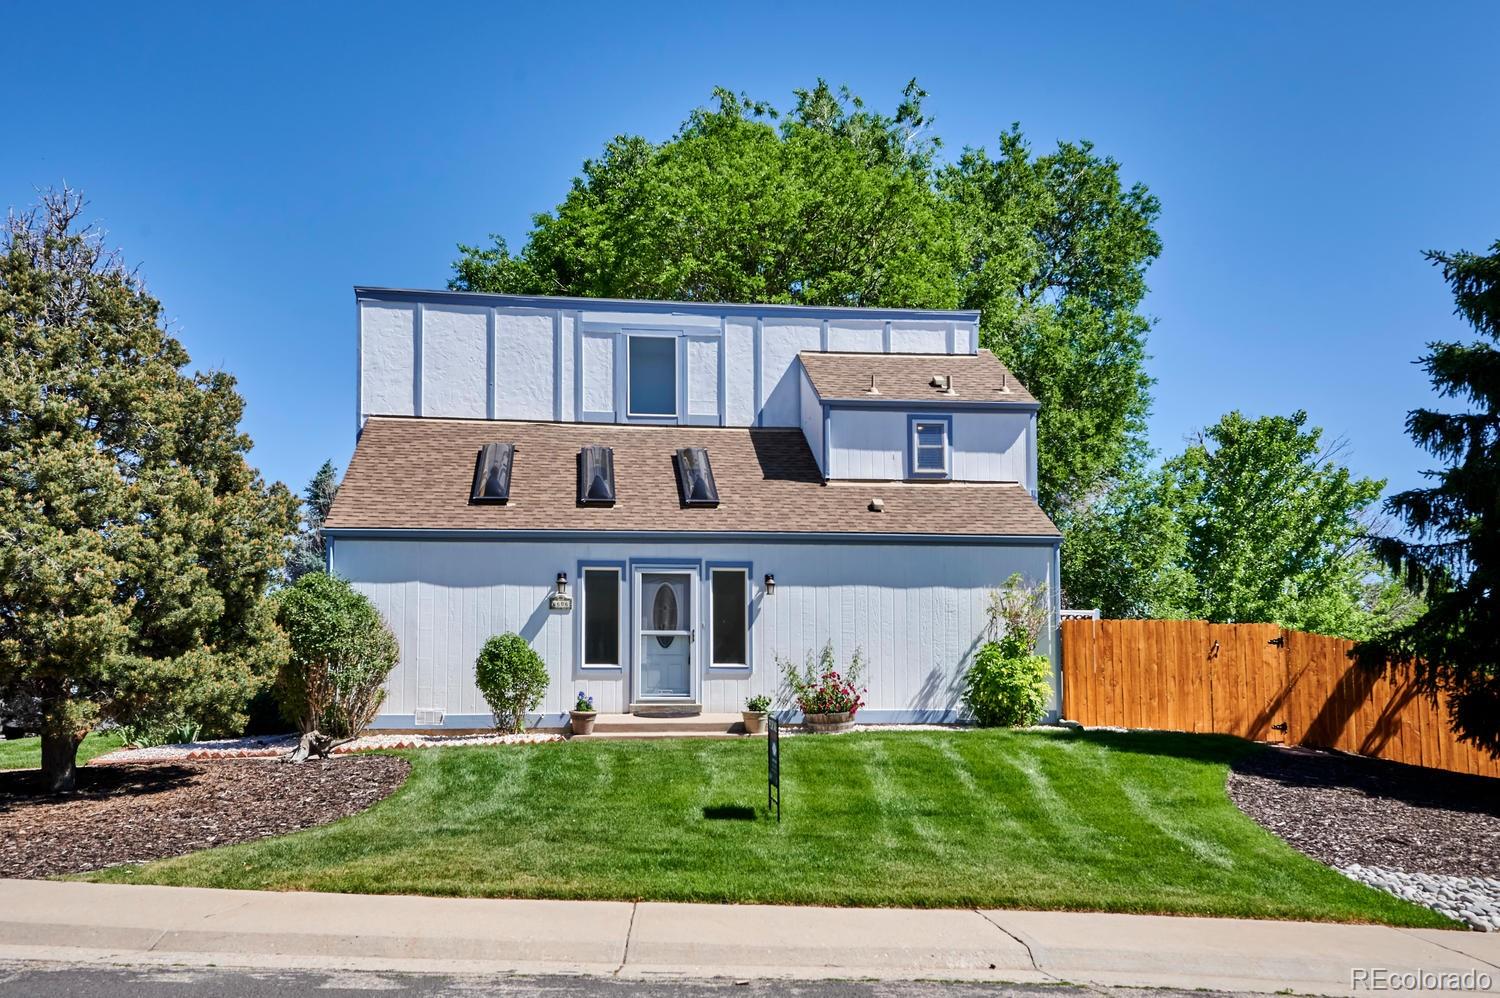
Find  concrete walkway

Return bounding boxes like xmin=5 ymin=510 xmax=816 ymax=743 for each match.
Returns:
xmin=3 ymin=880 xmax=1498 ymax=996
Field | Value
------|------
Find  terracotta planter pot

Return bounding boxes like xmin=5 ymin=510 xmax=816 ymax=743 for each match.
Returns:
xmin=803 ymin=711 xmax=855 ymax=734
xmin=569 ymin=710 xmax=597 ymax=736
xmin=741 ymin=711 xmax=767 ymax=734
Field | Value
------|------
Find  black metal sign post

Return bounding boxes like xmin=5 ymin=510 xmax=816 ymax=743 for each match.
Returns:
xmin=767 ymin=715 xmax=781 ymax=822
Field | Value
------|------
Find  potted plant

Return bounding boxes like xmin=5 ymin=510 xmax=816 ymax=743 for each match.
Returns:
xmin=780 ymin=642 xmax=866 ymax=734
xmin=569 ymin=691 xmax=597 ymax=736
xmin=742 ymin=694 xmax=772 ymax=734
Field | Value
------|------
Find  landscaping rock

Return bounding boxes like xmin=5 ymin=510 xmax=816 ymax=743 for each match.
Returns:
xmin=1227 ymin=744 xmax=1500 ymax=929
xmin=94 ymin=730 xmax=563 ymax=764
xmin=1339 ymin=865 xmax=1500 ymax=931
xmin=1227 ymin=745 xmax=1500 ymax=879
xmin=0 ymin=755 xmax=410 ymax=878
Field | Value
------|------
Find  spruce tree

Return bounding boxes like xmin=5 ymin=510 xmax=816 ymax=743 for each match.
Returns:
xmin=0 ymin=190 xmax=298 ymax=790
xmin=1358 ymin=241 xmax=1500 ymax=754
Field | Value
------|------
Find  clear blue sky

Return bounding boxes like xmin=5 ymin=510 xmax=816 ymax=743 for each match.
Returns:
xmin=6 ymin=2 xmax=1497 ymax=502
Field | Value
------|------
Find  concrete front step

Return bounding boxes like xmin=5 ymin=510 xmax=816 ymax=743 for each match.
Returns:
xmin=626 ymin=702 xmax=704 ymax=717
xmin=585 ymin=711 xmax=755 ymax=737
xmin=582 ymin=729 xmax=766 ymax=741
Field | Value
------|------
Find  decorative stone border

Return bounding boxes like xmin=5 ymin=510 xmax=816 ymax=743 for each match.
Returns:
xmin=94 ymin=730 xmax=564 ymax=764
xmin=1340 ymin=864 xmax=1500 ymax=932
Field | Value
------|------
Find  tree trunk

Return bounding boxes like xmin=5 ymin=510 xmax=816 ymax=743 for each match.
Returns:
xmin=40 ymin=731 xmax=83 ymax=793
xmin=281 ymin=730 xmax=352 ymax=764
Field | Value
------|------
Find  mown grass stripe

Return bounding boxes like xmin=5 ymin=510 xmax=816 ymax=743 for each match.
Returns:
xmin=76 ymin=729 xmax=1453 ymax=927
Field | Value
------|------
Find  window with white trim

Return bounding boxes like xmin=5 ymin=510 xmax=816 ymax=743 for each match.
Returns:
xmin=709 ymin=568 xmax=748 ymax=668
xmin=626 ymin=334 xmax=677 ymax=418
xmin=910 ymin=418 xmax=950 ymax=478
xmin=581 ymin=567 xmax=622 ymax=667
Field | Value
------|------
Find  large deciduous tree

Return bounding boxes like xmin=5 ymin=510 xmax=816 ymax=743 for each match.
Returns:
xmin=0 ymin=190 xmax=298 ymax=791
xmin=454 ymin=81 xmax=959 ymax=309
xmin=942 ymin=128 xmax=1161 ymax=513
xmin=1064 ymin=411 xmax=1387 ymax=639
xmin=1357 ymin=241 xmax=1500 ymax=755
xmin=1166 ymin=410 xmax=1384 ymax=636
xmin=451 ymin=81 xmax=1162 ymax=518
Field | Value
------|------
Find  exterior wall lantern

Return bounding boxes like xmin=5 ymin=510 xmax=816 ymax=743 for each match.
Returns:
xmin=548 ymin=571 xmax=574 ymax=611
xmin=764 ymin=573 xmax=776 ymax=595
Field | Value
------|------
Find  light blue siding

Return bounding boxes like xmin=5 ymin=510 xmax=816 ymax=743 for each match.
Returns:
xmin=357 ymin=291 xmax=981 ymax=430
xmin=335 ymin=536 xmax=1058 ymax=727
xmin=827 ymin=407 xmax=1033 ymax=488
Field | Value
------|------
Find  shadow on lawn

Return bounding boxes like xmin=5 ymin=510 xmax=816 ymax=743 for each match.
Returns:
xmin=702 ymin=804 xmax=759 ymax=821
xmin=1067 ymin=726 xmax=1500 ymax=815
xmin=1059 ymin=727 xmax=1255 ymax=766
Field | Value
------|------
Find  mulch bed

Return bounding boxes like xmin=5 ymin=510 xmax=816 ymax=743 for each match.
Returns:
xmin=0 ymin=754 xmax=410 ymax=879
xmin=1228 ymin=745 xmax=1500 ymax=878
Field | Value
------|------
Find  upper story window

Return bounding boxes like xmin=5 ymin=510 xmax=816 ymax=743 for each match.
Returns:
xmin=909 ymin=416 xmax=952 ymax=479
xmin=627 ymin=334 xmax=678 ymax=418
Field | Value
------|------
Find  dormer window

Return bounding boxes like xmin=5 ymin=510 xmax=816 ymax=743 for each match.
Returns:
xmin=469 ymin=443 xmax=514 ymax=504
xmin=909 ymin=417 xmax=952 ymax=479
xmin=578 ymin=445 xmax=616 ymax=505
xmin=627 ymin=334 xmax=677 ymax=418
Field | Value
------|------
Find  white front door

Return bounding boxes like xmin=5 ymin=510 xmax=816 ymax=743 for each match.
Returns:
xmin=635 ymin=569 xmax=695 ymax=700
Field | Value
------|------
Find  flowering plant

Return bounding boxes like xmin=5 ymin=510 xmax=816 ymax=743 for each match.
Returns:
xmin=745 ymin=694 xmax=772 ymax=713
xmin=572 ymin=691 xmax=595 ymax=712
xmin=778 ymin=641 xmax=866 ymax=717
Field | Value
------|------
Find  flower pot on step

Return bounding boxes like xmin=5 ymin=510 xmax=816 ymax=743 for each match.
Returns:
xmin=803 ymin=711 xmax=855 ymax=734
xmin=569 ymin=710 xmax=597 ymax=736
xmin=741 ymin=710 xmax=767 ymax=734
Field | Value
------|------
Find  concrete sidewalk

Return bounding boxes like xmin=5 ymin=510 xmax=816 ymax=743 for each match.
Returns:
xmin=2 ymin=880 xmax=1497 ymax=996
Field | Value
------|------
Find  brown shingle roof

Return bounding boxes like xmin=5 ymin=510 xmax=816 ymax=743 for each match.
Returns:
xmin=325 ymin=417 xmax=1058 ymax=538
xmin=799 ymin=349 xmax=1037 ymax=405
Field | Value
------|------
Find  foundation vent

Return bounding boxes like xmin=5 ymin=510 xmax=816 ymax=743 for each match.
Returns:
xmin=414 ymin=708 xmax=446 ymax=727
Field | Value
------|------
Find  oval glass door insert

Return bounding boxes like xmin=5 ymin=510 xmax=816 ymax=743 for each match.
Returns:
xmin=652 ymin=583 xmax=678 ymax=648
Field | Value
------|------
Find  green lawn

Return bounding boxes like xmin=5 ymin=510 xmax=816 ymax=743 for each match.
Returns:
xmin=82 ymin=729 xmax=1447 ymax=926
xmin=0 ymin=731 xmax=124 ymax=771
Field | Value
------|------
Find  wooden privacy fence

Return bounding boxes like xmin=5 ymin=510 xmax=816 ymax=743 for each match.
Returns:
xmin=1061 ymin=618 xmax=1500 ymax=779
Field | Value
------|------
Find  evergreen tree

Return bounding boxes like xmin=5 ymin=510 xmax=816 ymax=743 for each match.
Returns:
xmin=1358 ymin=241 xmax=1500 ymax=754
xmin=286 ymin=460 xmax=338 ymax=582
xmin=0 ymin=190 xmax=298 ymax=790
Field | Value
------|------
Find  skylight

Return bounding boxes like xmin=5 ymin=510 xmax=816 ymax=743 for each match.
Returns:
xmin=469 ymin=443 xmax=514 ymax=504
xmin=578 ymin=445 xmax=616 ymax=505
xmin=674 ymin=447 xmax=719 ymax=506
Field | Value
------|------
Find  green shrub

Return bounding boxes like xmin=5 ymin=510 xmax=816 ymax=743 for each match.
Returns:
xmin=476 ymin=633 xmax=550 ymax=733
xmin=274 ymin=572 xmax=400 ymax=739
xmin=962 ymin=635 xmax=1052 ymax=727
xmin=119 ymin=715 xmax=201 ymax=748
xmin=746 ymin=694 xmax=772 ymax=713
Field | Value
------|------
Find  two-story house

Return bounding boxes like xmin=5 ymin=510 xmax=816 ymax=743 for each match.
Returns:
xmin=323 ymin=287 xmax=1061 ymax=728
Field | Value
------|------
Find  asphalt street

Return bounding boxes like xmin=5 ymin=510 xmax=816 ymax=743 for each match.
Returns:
xmin=0 ymin=962 xmax=1256 ymax=998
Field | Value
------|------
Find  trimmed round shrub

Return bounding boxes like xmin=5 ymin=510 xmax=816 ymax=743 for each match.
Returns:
xmin=476 ymin=633 xmax=550 ymax=733
xmin=961 ymin=636 xmax=1052 ymax=727
xmin=274 ymin=572 xmax=400 ymax=739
